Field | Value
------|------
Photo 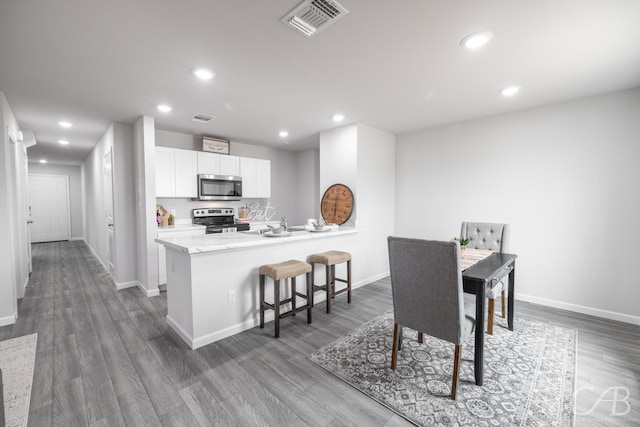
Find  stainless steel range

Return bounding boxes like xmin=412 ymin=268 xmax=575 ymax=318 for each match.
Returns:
xmin=192 ymin=208 xmax=250 ymax=234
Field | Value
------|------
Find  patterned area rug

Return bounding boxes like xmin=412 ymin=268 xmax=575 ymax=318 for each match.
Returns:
xmin=0 ymin=333 xmax=38 ymax=427
xmin=309 ymin=312 xmax=576 ymax=426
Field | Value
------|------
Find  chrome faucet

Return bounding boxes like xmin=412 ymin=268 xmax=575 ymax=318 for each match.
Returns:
xmin=280 ymin=216 xmax=288 ymax=231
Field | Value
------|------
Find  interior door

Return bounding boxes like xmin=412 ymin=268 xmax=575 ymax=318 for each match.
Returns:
xmin=104 ymin=148 xmax=115 ymax=274
xmin=28 ymin=175 xmax=70 ymax=243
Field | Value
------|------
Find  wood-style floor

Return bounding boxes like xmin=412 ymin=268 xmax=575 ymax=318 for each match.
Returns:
xmin=1 ymin=241 xmax=638 ymax=426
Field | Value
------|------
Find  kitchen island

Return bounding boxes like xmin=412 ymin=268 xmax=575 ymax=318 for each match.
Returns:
xmin=156 ymin=227 xmax=360 ymax=349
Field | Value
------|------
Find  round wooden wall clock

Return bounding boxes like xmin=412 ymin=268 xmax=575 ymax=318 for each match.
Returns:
xmin=321 ymin=183 xmax=354 ymax=225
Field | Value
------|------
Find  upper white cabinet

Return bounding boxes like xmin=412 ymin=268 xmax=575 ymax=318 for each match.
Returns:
xmin=155 ymin=147 xmax=197 ymax=198
xmin=156 ymin=147 xmax=174 ymax=197
xmin=255 ymin=159 xmax=271 ymax=198
xmin=219 ymin=155 xmax=240 ymax=176
xmin=158 ymin=146 xmax=269 ymax=199
xmin=197 ymin=152 xmax=220 ymax=175
xmin=240 ymin=157 xmax=271 ymax=198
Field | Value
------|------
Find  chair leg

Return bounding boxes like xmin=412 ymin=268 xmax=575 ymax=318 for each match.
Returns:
xmin=418 ymin=331 xmax=423 ymax=343
xmin=501 ymin=290 xmax=506 ymax=318
xmin=259 ymin=274 xmax=265 ymax=329
xmin=391 ymin=323 xmax=399 ymax=370
xmin=325 ymin=264 xmax=331 ymax=314
xmin=274 ymin=279 xmax=280 ymax=338
xmin=451 ymin=344 xmax=462 ymax=400
xmin=290 ymin=277 xmax=296 ymax=316
xmin=306 ymin=271 xmax=312 ymax=324
xmin=347 ymin=259 xmax=352 ymax=304
xmin=310 ymin=263 xmax=315 ymax=308
xmin=487 ymin=298 xmax=495 ymax=335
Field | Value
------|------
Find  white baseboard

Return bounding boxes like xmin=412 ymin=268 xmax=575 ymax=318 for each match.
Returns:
xmin=70 ymin=237 xmax=84 ymax=241
xmin=0 ymin=312 xmax=17 ymax=327
xmin=114 ymin=279 xmax=160 ymax=297
xmin=139 ymin=282 xmax=160 ymax=297
xmin=516 ymin=293 xmax=640 ymax=326
xmin=115 ymin=280 xmax=138 ymax=290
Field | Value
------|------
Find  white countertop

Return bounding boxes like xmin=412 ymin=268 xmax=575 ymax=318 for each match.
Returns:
xmin=156 ymin=227 xmax=358 ymax=254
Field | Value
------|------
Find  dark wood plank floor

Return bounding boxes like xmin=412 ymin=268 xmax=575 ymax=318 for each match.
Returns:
xmin=1 ymin=241 xmax=638 ymax=426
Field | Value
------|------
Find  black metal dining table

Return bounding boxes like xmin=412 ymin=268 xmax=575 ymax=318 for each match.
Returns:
xmin=463 ymin=252 xmax=518 ymax=386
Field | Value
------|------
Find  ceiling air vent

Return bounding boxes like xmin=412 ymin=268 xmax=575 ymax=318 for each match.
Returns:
xmin=281 ymin=0 xmax=349 ymax=38
xmin=192 ymin=113 xmax=215 ymax=123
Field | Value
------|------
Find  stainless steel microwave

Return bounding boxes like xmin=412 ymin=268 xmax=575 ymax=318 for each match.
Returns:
xmin=197 ymin=174 xmax=242 ymax=201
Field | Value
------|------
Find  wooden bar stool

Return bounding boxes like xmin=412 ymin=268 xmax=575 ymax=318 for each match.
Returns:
xmin=308 ymin=250 xmax=352 ymax=314
xmin=259 ymin=260 xmax=312 ymax=338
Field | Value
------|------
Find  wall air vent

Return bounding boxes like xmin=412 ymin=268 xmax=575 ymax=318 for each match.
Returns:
xmin=281 ymin=0 xmax=349 ymax=38
xmin=192 ymin=113 xmax=215 ymax=123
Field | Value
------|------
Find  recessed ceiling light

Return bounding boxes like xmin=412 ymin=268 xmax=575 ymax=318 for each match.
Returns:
xmin=501 ymin=86 xmax=521 ymax=97
xmin=58 ymin=121 xmax=72 ymax=128
xmin=58 ymin=140 xmax=70 ymax=145
xmin=157 ymin=104 xmax=172 ymax=113
xmin=192 ymin=68 xmax=214 ymax=80
xmin=279 ymin=131 xmax=289 ymax=138
xmin=460 ymin=31 xmax=493 ymax=49
xmin=39 ymin=159 xmax=47 ymax=163
xmin=332 ymin=114 xmax=345 ymax=122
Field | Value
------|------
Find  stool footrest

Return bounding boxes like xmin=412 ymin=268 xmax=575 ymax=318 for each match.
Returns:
xmin=279 ymin=303 xmax=311 ymax=319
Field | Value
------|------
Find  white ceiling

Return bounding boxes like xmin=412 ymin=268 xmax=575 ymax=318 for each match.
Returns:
xmin=1 ymin=0 xmax=639 ymax=165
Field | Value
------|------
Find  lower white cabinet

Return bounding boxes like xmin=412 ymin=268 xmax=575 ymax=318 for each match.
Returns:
xmin=158 ymin=226 xmax=206 ymax=285
xmin=240 ymin=157 xmax=271 ymax=198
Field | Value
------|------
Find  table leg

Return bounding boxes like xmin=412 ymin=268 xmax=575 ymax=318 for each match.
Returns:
xmin=474 ymin=279 xmax=485 ymax=386
xmin=508 ymin=261 xmax=516 ymax=331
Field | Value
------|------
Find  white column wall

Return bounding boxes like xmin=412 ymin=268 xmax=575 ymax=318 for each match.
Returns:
xmin=319 ymin=123 xmax=396 ymax=287
xmin=395 ymin=88 xmax=640 ymax=323
xmin=0 ymin=92 xmax=19 ymax=325
xmin=134 ymin=116 xmax=160 ymax=296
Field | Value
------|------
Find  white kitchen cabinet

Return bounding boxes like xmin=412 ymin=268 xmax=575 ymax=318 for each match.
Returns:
xmin=240 ymin=157 xmax=271 ymax=198
xmin=155 ymin=147 xmax=197 ymax=198
xmin=256 ymin=159 xmax=271 ymax=198
xmin=155 ymin=147 xmax=175 ymax=197
xmin=197 ymin=152 xmax=220 ymax=175
xmin=174 ymin=149 xmax=197 ymax=197
xmin=240 ymin=157 xmax=257 ymax=197
xmin=219 ymin=155 xmax=240 ymax=176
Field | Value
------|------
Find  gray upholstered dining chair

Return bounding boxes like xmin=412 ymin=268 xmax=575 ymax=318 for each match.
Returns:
xmin=460 ymin=222 xmax=510 ymax=335
xmin=387 ymin=237 xmax=476 ymax=400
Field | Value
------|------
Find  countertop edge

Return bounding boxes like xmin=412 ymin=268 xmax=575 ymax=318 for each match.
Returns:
xmin=156 ymin=228 xmax=360 ymax=254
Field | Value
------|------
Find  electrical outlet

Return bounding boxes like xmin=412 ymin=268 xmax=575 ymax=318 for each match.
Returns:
xmin=228 ymin=290 xmax=236 ymax=304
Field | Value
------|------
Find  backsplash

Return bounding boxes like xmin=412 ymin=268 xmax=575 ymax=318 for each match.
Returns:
xmin=156 ymin=198 xmax=277 ymax=222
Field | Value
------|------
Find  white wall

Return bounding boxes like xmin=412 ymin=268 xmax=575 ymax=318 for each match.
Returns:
xmin=82 ymin=126 xmax=110 ymax=266
xmin=356 ymin=123 xmax=396 ymax=273
xmin=395 ymin=88 xmax=640 ymax=323
xmin=319 ymin=123 xmax=396 ymax=286
xmin=82 ymin=123 xmax=139 ymax=288
xmin=295 ymin=148 xmax=319 ymax=222
xmin=29 ymin=163 xmax=83 ymax=239
xmin=0 ymin=92 xmax=19 ymax=325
